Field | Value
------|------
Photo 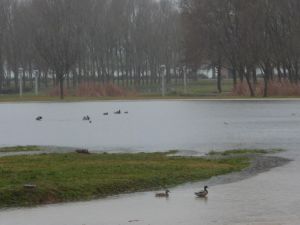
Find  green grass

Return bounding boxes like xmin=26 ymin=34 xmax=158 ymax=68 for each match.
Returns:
xmin=171 ymin=79 xmax=233 ymax=96
xmin=0 ymin=151 xmax=249 ymax=208
xmin=0 ymin=146 xmax=41 ymax=153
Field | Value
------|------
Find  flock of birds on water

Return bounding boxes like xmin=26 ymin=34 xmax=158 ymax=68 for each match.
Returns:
xmin=35 ymin=109 xmax=129 ymax=123
xmin=155 ymin=186 xmax=208 ymax=198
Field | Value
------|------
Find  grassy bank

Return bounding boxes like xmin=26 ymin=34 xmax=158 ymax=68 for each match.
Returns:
xmin=0 ymin=150 xmax=250 ymax=208
xmin=3 ymin=79 xmax=300 ymax=102
xmin=1 ymin=93 xmax=300 ymax=103
xmin=0 ymin=80 xmax=231 ymax=102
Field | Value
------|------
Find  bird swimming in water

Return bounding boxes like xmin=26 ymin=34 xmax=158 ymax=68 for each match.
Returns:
xmin=114 ymin=110 xmax=121 ymax=114
xmin=83 ymin=115 xmax=90 ymax=121
xmin=155 ymin=190 xmax=170 ymax=197
xmin=195 ymin=186 xmax=208 ymax=198
xmin=36 ymin=116 xmax=43 ymax=121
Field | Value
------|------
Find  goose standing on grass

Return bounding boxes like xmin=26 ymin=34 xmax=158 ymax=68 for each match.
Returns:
xmin=195 ymin=186 xmax=208 ymax=198
xmin=155 ymin=190 xmax=170 ymax=198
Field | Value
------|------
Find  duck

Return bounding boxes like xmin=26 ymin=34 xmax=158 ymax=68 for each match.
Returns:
xmin=83 ymin=115 xmax=90 ymax=121
xmin=155 ymin=190 xmax=170 ymax=197
xmin=36 ymin=116 xmax=43 ymax=121
xmin=103 ymin=112 xmax=109 ymax=116
xmin=114 ymin=110 xmax=121 ymax=114
xmin=124 ymin=111 xmax=129 ymax=114
xmin=195 ymin=186 xmax=208 ymax=198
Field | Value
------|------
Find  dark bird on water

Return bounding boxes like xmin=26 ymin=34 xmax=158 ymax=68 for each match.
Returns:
xmin=36 ymin=116 xmax=43 ymax=121
xmin=83 ymin=115 xmax=90 ymax=121
xmin=114 ymin=110 xmax=121 ymax=114
xmin=195 ymin=186 xmax=208 ymax=198
xmin=103 ymin=112 xmax=109 ymax=116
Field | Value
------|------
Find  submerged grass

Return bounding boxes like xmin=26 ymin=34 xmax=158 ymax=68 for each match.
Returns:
xmin=0 ymin=151 xmax=250 ymax=208
xmin=208 ymin=149 xmax=283 ymax=156
xmin=0 ymin=146 xmax=41 ymax=153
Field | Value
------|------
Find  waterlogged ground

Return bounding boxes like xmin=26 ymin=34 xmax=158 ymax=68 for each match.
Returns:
xmin=1 ymin=100 xmax=300 ymax=225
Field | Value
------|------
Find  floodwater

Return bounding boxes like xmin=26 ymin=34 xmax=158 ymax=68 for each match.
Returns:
xmin=0 ymin=100 xmax=300 ymax=225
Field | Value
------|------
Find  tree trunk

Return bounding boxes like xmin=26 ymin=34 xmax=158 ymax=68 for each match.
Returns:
xmin=13 ymin=67 xmax=18 ymax=91
xmin=217 ymin=64 xmax=222 ymax=93
xmin=60 ymin=77 xmax=64 ymax=100
xmin=295 ymin=61 xmax=299 ymax=84
xmin=0 ymin=54 xmax=3 ymax=91
xmin=238 ymin=66 xmax=244 ymax=82
xmin=263 ymin=76 xmax=268 ymax=97
xmin=232 ymin=67 xmax=237 ymax=90
xmin=263 ymin=64 xmax=270 ymax=97
xmin=245 ymin=72 xmax=255 ymax=97
xmin=277 ymin=64 xmax=282 ymax=82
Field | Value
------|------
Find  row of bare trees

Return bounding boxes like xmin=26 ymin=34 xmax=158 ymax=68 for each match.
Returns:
xmin=182 ymin=0 xmax=300 ymax=97
xmin=2 ymin=0 xmax=300 ymax=98
xmin=0 ymin=0 xmax=182 ymax=98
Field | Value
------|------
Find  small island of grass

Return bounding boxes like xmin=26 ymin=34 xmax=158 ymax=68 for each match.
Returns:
xmin=0 ymin=149 xmax=278 ymax=208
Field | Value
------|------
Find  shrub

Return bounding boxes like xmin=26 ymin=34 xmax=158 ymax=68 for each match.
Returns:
xmin=233 ymin=80 xmax=300 ymax=97
xmin=49 ymin=82 xmax=136 ymax=97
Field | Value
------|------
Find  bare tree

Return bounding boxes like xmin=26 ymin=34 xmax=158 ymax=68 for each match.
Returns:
xmin=31 ymin=0 xmax=87 ymax=99
xmin=0 ymin=0 xmax=10 ymax=90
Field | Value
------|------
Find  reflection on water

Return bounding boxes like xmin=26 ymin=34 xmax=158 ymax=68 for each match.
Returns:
xmin=0 ymin=100 xmax=300 ymax=225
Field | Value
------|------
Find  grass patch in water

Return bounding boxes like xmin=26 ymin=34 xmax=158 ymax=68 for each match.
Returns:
xmin=0 ymin=151 xmax=250 ymax=208
xmin=208 ymin=149 xmax=283 ymax=156
xmin=0 ymin=146 xmax=41 ymax=153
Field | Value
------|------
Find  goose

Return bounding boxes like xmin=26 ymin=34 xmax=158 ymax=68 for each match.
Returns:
xmin=195 ymin=186 xmax=208 ymax=198
xmin=36 ymin=116 xmax=43 ymax=121
xmin=155 ymin=190 xmax=170 ymax=197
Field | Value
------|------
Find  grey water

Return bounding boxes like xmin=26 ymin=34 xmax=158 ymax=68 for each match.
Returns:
xmin=0 ymin=100 xmax=300 ymax=225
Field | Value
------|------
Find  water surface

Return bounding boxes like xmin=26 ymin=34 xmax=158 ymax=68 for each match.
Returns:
xmin=0 ymin=100 xmax=300 ymax=225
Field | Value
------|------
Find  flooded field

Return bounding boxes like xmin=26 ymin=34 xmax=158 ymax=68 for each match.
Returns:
xmin=0 ymin=100 xmax=300 ymax=225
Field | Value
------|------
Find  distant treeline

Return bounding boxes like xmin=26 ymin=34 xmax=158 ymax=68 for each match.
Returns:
xmin=0 ymin=0 xmax=300 ymax=98
xmin=0 ymin=0 xmax=183 ymax=98
xmin=182 ymin=0 xmax=300 ymax=96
